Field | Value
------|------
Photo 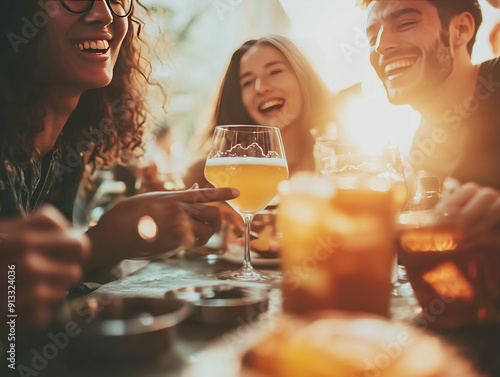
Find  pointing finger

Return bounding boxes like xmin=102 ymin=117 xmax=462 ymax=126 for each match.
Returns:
xmin=157 ymin=187 xmax=240 ymax=204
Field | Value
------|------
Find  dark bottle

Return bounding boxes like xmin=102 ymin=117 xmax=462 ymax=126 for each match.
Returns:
xmin=405 ymin=176 xmax=442 ymax=212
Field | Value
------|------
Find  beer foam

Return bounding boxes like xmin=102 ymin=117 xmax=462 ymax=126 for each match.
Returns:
xmin=206 ymin=157 xmax=287 ymax=167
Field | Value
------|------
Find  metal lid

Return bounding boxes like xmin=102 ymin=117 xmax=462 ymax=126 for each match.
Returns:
xmin=165 ymin=284 xmax=269 ymax=325
xmin=59 ymin=295 xmax=192 ymax=336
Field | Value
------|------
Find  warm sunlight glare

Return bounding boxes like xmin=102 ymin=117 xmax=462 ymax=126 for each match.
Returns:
xmin=336 ymin=85 xmax=421 ymax=157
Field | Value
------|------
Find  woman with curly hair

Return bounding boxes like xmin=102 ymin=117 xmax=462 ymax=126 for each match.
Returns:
xmin=0 ymin=0 xmax=238 ymax=330
xmin=184 ymin=35 xmax=333 ymax=187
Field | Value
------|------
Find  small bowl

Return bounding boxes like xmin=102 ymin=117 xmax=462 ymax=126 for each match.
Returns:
xmin=57 ymin=295 xmax=191 ymax=361
xmin=165 ymin=284 xmax=269 ymax=326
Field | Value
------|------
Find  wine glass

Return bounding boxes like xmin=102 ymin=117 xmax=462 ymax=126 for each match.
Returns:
xmin=204 ymin=125 xmax=288 ymax=282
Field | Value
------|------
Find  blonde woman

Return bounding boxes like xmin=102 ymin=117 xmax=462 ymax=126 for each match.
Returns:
xmin=185 ymin=35 xmax=333 ymax=187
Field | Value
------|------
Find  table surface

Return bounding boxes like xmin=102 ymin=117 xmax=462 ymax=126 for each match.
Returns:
xmin=13 ymin=252 xmax=500 ymax=377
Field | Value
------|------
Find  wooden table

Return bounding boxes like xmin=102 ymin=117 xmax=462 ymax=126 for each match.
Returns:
xmin=12 ymin=252 xmax=500 ymax=377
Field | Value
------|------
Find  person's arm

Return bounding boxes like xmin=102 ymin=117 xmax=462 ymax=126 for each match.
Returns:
xmin=84 ymin=187 xmax=239 ymax=281
xmin=0 ymin=206 xmax=90 ymax=331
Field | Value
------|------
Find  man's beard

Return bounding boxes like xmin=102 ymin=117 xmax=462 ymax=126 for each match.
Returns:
xmin=386 ymin=31 xmax=454 ymax=106
xmin=421 ymin=30 xmax=454 ymax=96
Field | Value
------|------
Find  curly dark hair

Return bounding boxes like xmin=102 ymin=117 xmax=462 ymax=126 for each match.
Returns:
xmin=359 ymin=0 xmax=482 ymax=56
xmin=0 ymin=1 xmax=164 ymax=169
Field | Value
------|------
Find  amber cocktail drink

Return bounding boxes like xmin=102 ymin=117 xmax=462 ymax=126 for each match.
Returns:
xmin=279 ymin=174 xmax=396 ymax=316
xmin=398 ymin=213 xmax=500 ymax=328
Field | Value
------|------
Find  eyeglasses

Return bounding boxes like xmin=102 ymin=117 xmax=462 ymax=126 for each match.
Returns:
xmin=58 ymin=0 xmax=134 ymax=18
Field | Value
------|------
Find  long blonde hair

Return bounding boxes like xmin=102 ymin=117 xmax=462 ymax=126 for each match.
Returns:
xmin=201 ymin=35 xmax=332 ymax=150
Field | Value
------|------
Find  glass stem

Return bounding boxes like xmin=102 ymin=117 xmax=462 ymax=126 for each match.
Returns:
xmin=241 ymin=213 xmax=255 ymax=270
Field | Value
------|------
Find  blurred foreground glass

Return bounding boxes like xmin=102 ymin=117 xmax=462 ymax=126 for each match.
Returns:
xmin=314 ymin=139 xmax=409 ymax=295
xmin=398 ymin=210 xmax=500 ymax=329
xmin=279 ymin=173 xmax=396 ymax=316
xmin=204 ymin=125 xmax=288 ymax=282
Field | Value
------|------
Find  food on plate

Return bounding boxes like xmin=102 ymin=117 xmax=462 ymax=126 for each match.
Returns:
xmin=243 ymin=311 xmax=480 ymax=377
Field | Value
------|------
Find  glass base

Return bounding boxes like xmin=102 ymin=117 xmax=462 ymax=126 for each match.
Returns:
xmin=217 ymin=266 xmax=280 ymax=283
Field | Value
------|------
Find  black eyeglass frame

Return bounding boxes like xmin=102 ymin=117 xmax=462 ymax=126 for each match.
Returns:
xmin=58 ymin=0 xmax=134 ymax=18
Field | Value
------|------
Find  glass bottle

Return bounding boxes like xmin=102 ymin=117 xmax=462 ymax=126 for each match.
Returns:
xmin=405 ymin=176 xmax=442 ymax=213
xmin=86 ymin=171 xmax=127 ymax=227
xmin=395 ymin=176 xmax=442 ymax=297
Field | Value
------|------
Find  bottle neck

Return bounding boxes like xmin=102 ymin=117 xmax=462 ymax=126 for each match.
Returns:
xmin=407 ymin=177 xmax=442 ymax=211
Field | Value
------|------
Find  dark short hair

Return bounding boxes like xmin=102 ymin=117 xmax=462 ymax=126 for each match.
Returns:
xmin=360 ymin=0 xmax=482 ymax=56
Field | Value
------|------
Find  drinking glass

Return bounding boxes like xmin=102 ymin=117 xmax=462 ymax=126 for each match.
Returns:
xmin=279 ymin=173 xmax=396 ymax=316
xmin=204 ymin=125 xmax=288 ymax=281
xmin=397 ymin=209 xmax=500 ymax=328
xmin=314 ymin=139 xmax=408 ymax=209
xmin=314 ymin=139 xmax=410 ymax=294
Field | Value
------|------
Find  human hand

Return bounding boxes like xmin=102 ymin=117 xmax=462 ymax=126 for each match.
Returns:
xmin=436 ymin=182 xmax=500 ymax=247
xmin=86 ymin=187 xmax=239 ymax=263
xmin=0 ymin=206 xmax=90 ymax=330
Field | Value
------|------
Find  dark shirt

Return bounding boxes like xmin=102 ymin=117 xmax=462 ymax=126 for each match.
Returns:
xmin=409 ymin=57 xmax=500 ymax=189
xmin=0 ymin=137 xmax=85 ymax=221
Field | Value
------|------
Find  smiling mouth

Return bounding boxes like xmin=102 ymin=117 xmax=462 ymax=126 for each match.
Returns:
xmin=384 ymin=58 xmax=416 ymax=80
xmin=259 ymin=99 xmax=285 ymax=114
xmin=75 ymin=39 xmax=110 ymax=54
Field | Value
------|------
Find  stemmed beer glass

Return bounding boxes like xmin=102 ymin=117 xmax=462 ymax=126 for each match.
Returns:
xmin=204 ymin=125 xmax=288 ymax=282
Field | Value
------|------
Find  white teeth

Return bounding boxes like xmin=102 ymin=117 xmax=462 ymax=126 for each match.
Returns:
xmin=75 ymin=40 xmax=110 ymax=52
xmin=384 ymin=59 xmax=416 ymax=74
xmin=259 ymin=99 xmax=285 ymax=111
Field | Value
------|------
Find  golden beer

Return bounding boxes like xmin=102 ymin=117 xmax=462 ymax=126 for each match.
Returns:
xmin=205 ymin=157 xmax=288 ymax=214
